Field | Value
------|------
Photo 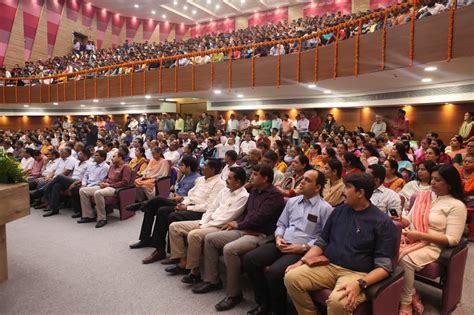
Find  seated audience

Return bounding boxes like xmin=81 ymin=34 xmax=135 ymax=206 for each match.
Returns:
xmin=366 ymin=164 xmax=402 ymax=215
xmin=397 ymin=165 xmax=466 ymax=314
xmin=220 ymin=150 xmax=238 ymax=181
xmin=277 ymin=154 xmax=311 ymax=197
xmin=243 ymin=170 xmax=333 ymax=315
xmin=260 ymin=150 xmax=285 ymax=185
xmin=134 ymin=147 xmax=170 ymax=200
xmin=383 ymin=159 xmax=405 ymax=192
xmin=240 ymin=149 xmax=262 ymax=181
xmin=166 ymin=167 xmax=249 ymax=282
xmin=399 ymin=160 xmax=435 ymax=208
xmin=128 ymin=159 xmax=224 ymax=264
xmin=77 ymin=151 xmax=132 ymax=228
xmin=342 ymin=152 xmax=365 ymax=176
xmin=129 ymin=147 xmax=148 ymax=176
xmin=284 ymin=173 xmax=398 ymax=314
xmin=192 ymin=165 xmax=285 ymax=312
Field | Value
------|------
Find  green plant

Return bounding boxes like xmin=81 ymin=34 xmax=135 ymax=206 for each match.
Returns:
xmin=0 ymin=149 xmax=27 ymax=184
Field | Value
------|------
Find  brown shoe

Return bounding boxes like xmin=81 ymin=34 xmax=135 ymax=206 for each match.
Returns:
xmin=161 ymin=257 xmax=180 ymax=265
xmin=142 ymin=250 xmax=166 ymax=264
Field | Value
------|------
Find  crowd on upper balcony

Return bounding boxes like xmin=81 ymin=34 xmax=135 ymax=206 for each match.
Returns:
xmin=0 ymin=0 xmax=471 ymax=86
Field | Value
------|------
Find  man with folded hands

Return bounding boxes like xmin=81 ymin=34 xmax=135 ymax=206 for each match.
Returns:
xmin=165 ymin=167 xmax=249 ymax=284
xmin=243 ymin=169 xmax=334 ymax=315
xmin=192 ymin=165 xmax=285 ymax=312
xmin=284 ymin=173 xmax=398 ymax=315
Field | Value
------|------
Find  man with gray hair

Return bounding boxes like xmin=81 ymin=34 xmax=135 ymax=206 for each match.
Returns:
xmin=370 ymin=115 xmax=387 ymax=137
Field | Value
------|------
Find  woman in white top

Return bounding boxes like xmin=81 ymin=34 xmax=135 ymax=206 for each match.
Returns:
xmin=399 ymin=160 xmax=436 ymax=210
xmin=360 ymin=142 xmax=380 ymax=169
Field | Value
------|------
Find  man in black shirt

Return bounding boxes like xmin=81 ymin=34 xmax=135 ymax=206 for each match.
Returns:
xmin=284 ymin=173 xmax=397 ymax=315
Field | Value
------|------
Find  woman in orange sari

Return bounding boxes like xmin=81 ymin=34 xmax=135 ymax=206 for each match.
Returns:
xmin=135 ymin=147 xmax=170 ymax=200
xmin=383 ymin=159 xmax=405 ymax=192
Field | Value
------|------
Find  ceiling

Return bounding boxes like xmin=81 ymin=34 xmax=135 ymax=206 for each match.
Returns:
xmin=89 ymin=0 xmax=310 ymax=24
xmin=1 ymin=57 xmax=473 ymax=115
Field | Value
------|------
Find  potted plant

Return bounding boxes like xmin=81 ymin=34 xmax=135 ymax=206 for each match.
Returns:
xmin=0 ymin=149 xmax=26 ymax=184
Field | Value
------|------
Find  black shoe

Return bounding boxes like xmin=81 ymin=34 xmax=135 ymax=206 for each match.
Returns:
xmin=125 ymin=202 xmax=144 ymax=212
xmin=34 ymin=203 xmax=48 ymax=210
xmin=77 ymin=217 xmax=96 ymax=224
xmin=30 ymin=190 xmax=43 ymax=200
xmin=31 ymin=199 xmax=41 ymax=207
xmin=129 ymin=240 xmax=151 ymax=249
xmin=71 ymin=212 xmax=81 ymax=218
xmin=165 ymin=264 xmax=189 ymax=275
xmin=192 ymin=281 xmax=223 ymax=294
xmin=181 ymin=273 xmax=202 ymax=284
xmin=95 ymin=220 xmax=108 ymax=228
xmin=247 ymin=304 xmax=270 ymax=315
xmin=43 ymin=210 xmax=59 ymax=217
xmin=215 ymin=295 xmax=243 ymax=311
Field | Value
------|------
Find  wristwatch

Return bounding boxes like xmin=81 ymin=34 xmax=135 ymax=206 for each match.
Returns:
xmin=357 ymin=279 xmax=367 ymax=291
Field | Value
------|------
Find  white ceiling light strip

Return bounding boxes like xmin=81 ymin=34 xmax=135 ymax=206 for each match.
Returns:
xmin=187 ymin=0 xmax=218 ymax=17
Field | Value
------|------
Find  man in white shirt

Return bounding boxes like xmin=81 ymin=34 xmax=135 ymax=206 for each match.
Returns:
xmin=296 ymin=112 xmax=310 ymax=140
xmin=164 ymin=142 xmax=181 ymax=166
xmin=240 ymin=133 xmax=257 ymax=156
xmin=166 ymin=167 xmax=249 ymax=282
xmin=30 ymin=150 xmax=60 ymax=190
xmin=261 ymin=150 xmax=285 ymax=185
xmin=227 ymin=114 xmax=239 ymax=134
xmin=221 ymin=150 xmax=239 ymax=181
xmin=250 ymin=114 xmax=262 ymax=139
xmin=20 ymin=148 xmax=35 ymax=173
xmin=268 ymin=128 xmax=282 ymax=148
xmin=130 ymin=159 xmax=225 ymax=264
xmin=238 ymin=114 xmax=250 ymax=133
xmin=271 ymin=113 xmax=282 ymax=134
xmin=370 ymin=115 xmax=387 ymax=137
xmin=367 ymin=164 xmax=402 ymax=215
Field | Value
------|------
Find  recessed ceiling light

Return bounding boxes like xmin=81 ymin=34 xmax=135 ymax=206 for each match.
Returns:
xmin=162 ymin=14 xmax=166 ymax=19
xmin=215 ymin=4 xmax=220 ymax=9
xmin=424 ymin=66 xmax=437 ymax=72
xmin=421 ymin=78 xmax=432 ymax=83
xmin=237 ymin=94 xmax=244 ymax=98
xmin=93 ymin=99 xmax=99 ymax=102
xmin=80 ymin=104 xmax=85 ymax=107
xmin=183 ymin=5 xmax=188 ymax=10
xmin=145 ymin=95 xmax=152 ymax=99
xmin=53 ymin=102 xmax=58 ymax=105
xmin=241 ymin=0 xmax=245 ymax=3
xmin=173 ymin=0 xmax=178 ymax=5
xmin=134 ymin=4 xmax=139 ymax=8
xmin=207 ymin=0 xmax=211 ymax=4
xmin=323 ymin=90 xmax=331 ymax=94
xmin=214 ymin=90 xmax=222 ymax=94
xmin=151 ymin=10 xmax=156 ymax=14
xmin=192 ymin=10 xmax=196 ymax=14
xmin=308 ymin=84 xmax=317 ymax=88
xmin=120 ymin=102 xmax=126 ymax=105
xmin=23 ymin=104 xmax=29 ymax=108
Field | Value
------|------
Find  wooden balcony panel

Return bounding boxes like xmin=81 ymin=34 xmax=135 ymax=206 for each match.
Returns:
xmin=299 ymin=48 xmax=316 ymax=83
xmin=452 ymin=6 xmax=474 ymax=58
xmin=254 ymin=55 xmax=279 ymax=87
xmin=337 ymin=36 xmax=357 ymax=78
xmin=177 ymin=66 xmax=193 ymax=93
xmin=194 ymin=63 xmax=212 ymax=91
xmin=413 ymin=12 xmax=449 ymax=65
xmin=280 ymin=53 xmax=298 ymax=86
xmin=359 ymin=28 xmax=385 ymax=72
xmin=228 ymin=58 xmax=252 ymax=89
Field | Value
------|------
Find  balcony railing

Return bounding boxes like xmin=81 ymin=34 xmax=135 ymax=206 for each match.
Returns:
xmin=0 ymin=0 xmax=468 ymax=104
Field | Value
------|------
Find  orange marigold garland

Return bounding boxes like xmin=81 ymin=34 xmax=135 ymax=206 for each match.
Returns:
xmin=355 ymin=20 xmax=362 ymax=77
xmin=158 ymin=58 xmax=163 ymax=94
xmin=381 ymin=10 xmax=388 ymax=70
xmin=251 ymin=45 xmax=256 ymax=88
xmin=314 ymin=35 xmax=319 ymax=82
xmin=228 ymin=49 xmax=233 ymax=91
xmin=447 ymin=0 xmax=457 ymax=62
xmin=333 ymin=26 xmax=340 ymax=79
xmin=409 ymin=0 xmax=417 ymax=67
xmin=277 ymin=42 xmax=281 ymax=87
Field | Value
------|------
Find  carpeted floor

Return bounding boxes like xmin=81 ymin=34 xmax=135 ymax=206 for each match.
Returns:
xmin=0 ymin=208 xmax=472 ymax=314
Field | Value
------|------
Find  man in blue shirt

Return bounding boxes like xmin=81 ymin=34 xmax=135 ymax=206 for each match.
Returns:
xmin=284 ymin=173 xmax=397 ymax=315
xmin=243 ymin=170 xmax=333 ymax=315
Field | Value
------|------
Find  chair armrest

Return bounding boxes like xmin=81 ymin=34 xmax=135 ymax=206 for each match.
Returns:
xmin=156 ymin=176 xmax=171 ymax=182
xmin=365 ymin=266 xmax=404 ymax=299
xmin=258 ymin=235 xmax=275 ymax=247
xmin=115 ymin=185 xmax=136 ymax=195
xmin=439 ymin=237 xmax=468 ymax=266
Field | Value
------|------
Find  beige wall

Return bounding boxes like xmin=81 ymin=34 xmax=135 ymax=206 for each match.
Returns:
xmin=235 ymin=16 xmax=248 ymax=31
xmin=352 ymin=0 xmax=371 ymax=13
xmin=288 ymin=4 xmax=305 ymax=22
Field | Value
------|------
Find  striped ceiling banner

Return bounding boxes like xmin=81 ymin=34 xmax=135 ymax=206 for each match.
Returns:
xmin=96 ymin=8 xmax=111 ymax=49
xmin=111 ymin=13 xmax=124 ymax=48
xmin=143 ymin=19 xmax=158 ymax=42
xmin=174 ymin=23 xmax=190 ymax=41
xmin=66 ymin=0 xmax=81 ymax=21
xmin=0 ymin=0 xmax=19 ymax=66
xmin=23 ymin=0 xmax=44 ymax=62
xmin=47 ymin=0 xmax=65 ymax=58
xmin=159 ymin=21 xmax=172 ymax=42
xmin=125 ymin=17 xmax=141 ymax=42
xmin=82 ymin=1 xmax=95 ymax=28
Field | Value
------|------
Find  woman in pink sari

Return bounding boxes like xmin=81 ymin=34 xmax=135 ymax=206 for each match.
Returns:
xmin=396 ymin=165 xmax=466 ymax=315
xmin=135 ymin=147 xmax=170 ymax=200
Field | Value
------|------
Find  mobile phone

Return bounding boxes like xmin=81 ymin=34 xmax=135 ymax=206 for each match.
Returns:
xmin=389 ymin=209 xmax=399 ymax=217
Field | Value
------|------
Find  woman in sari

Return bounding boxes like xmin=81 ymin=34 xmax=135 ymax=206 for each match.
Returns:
xmin=383 ymin=159 xmax=405 ymax=192
xmin=275 ymin=154 xmax=311 ymax=197
xmin=129 ymin=147 xmax=148 ymax=178
xmin=135 ymin=147 xmax=170 ymax=200
xmin=397 ymin=165 xmax=466 ymax=315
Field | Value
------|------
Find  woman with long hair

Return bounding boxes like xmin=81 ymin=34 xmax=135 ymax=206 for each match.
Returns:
xmin=129 ymin=147 xmax=148 ymax=177
xmin=397 ymin=165 xmax=467 ymax=315
xmin=360 ymin=142 xmax=380 ymax=168
xmin=341 ymin=151 xmax=365 ymax=176
xmin=383 ymin=159 xmax=405 ymax=192
xmin=391 ymin=142 xmax=415 ymax=180
xmin=399 ymin=160 xmax=436 ymax=208
xmin=276 ymin=154 xmax=311 ymax=197
xmin=134 ymin=147 xmax=170 ymax=200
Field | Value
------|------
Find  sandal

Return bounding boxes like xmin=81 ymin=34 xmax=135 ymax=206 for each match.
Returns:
xmin=412 ymin=293 xmax=424 ymax=315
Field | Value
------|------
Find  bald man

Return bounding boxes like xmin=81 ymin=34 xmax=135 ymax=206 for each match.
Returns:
xmin=242 ymin=170 xmax=334 ymax=315
xmin=240 ymin=149 xmax=262 ymax=181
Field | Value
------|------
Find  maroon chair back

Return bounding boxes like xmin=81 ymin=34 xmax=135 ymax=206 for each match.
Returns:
xmin=156 ymin=176 xmax=171 ymax=199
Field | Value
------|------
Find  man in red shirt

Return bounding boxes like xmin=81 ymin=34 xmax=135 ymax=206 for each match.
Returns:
xmin=309 ymin=111 xmax=322 ymax=133
xmin=391 ymin=109 xmax=409 ymax=138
